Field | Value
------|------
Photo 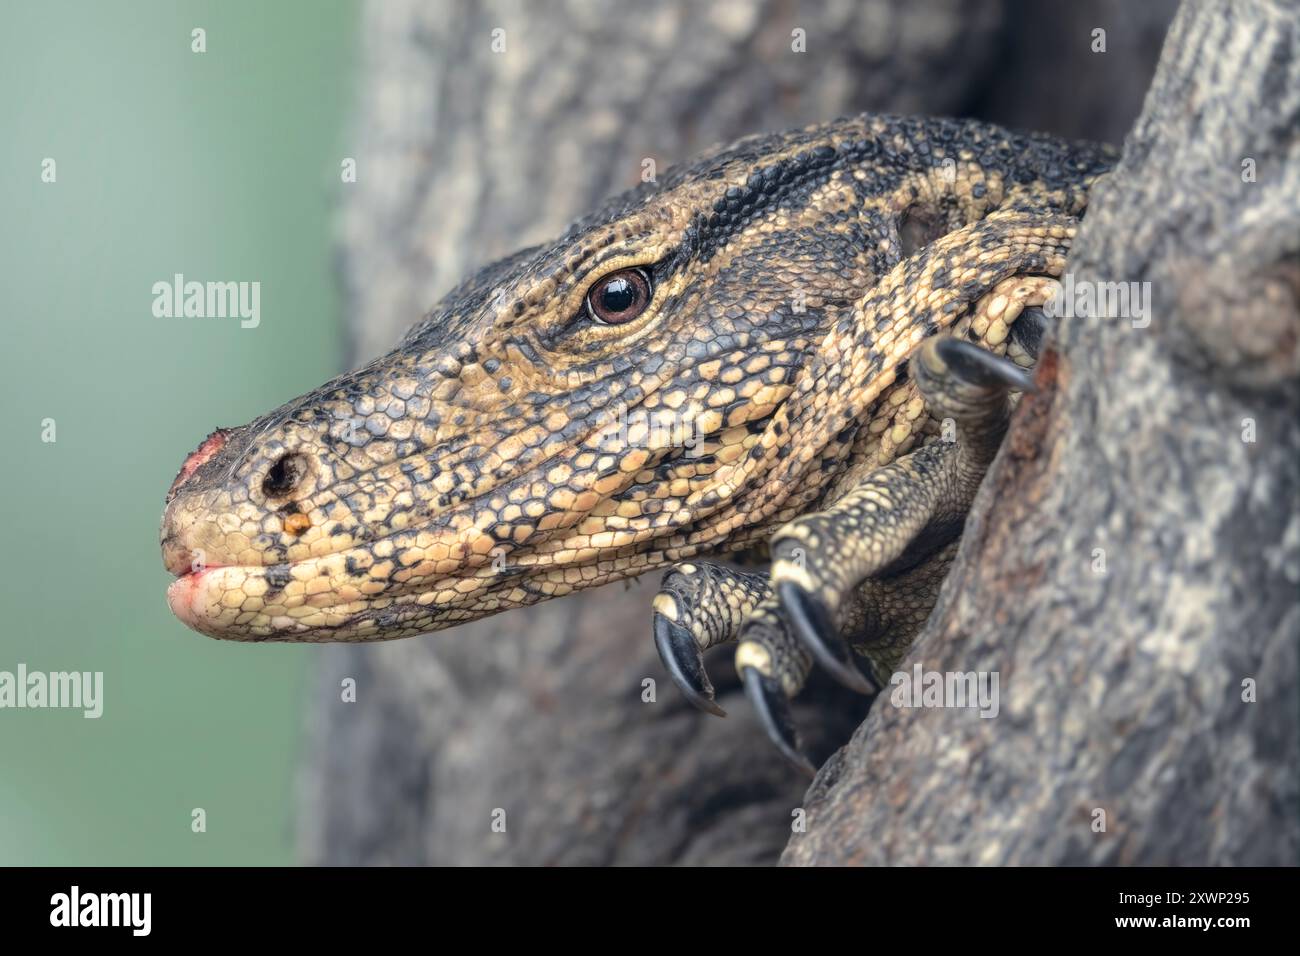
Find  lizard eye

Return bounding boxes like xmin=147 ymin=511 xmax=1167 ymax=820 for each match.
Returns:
xmin=585 ymin=268 xmax=652 ymax=325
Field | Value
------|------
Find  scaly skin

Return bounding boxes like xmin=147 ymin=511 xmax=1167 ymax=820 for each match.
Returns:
xmin=160 ymin=115 xmax=1111 ymax=738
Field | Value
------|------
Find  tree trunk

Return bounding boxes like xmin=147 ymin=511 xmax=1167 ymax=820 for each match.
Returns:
xmin=299 ymin=0 xmax=1185 ymax=865
xmin=784 ymin=0 xmax=1300 ymax=866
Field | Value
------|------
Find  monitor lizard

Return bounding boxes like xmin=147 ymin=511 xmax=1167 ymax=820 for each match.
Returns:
xmin=160 ymin=113 xmax=1114 ymax=771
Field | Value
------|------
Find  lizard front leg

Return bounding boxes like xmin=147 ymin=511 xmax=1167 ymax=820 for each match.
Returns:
xmin=738 ymin=335 xmax=1032 ymax=768
xmin=653 ymin=276 xmax=1052 ymax=769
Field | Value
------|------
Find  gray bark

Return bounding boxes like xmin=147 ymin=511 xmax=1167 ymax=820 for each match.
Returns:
xmin=299 ymin=0 xmax=1184 ymax=865
xmin=783 ymin=0 xmax=1300 ymax=866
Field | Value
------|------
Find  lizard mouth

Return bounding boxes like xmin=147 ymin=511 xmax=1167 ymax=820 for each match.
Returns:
xmin=164 ymin=552 xmax=361 ymax=641
xmin=160 ymin=518 xmax=550 ymax=642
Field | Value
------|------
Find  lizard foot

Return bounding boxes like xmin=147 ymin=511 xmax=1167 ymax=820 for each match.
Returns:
xmin=650 ymin=561 xmax=820 ymax=772
xmin=651 ymin=561 xmax=768 ymax=717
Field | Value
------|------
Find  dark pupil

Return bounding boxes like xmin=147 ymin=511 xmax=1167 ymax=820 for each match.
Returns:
xmin=599 ymin=277 xmax=637 ymax=314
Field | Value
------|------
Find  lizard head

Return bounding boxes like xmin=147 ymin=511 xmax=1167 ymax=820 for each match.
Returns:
xmin=160 ymin=115 xmax=1085 ymax=641
xmin=161 ymin=130 xmax=861 ymax=641
xmin=161 ymin=128 xmax=874 ymax=641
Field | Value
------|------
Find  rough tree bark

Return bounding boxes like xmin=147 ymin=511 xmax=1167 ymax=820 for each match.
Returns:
xmin=298 ymin=0 xmax=1183 ymax=865
xmin=784 ymin=0 xmax=1300 ymax=866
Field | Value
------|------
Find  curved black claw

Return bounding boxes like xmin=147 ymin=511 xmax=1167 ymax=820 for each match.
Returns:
xmin=777 ymin=580 xmax=875 ymax=695
xmin=741 ymin=666 xmax=815 ymax=776
xmin=653 ymin=612 xmax=726 ymax=717
xmin=934 ymin=337 xmax=1037 ymax=393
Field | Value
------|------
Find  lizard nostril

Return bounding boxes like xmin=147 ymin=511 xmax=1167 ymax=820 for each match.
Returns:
xmin=262 ymin=453 xmax=307 ymax=499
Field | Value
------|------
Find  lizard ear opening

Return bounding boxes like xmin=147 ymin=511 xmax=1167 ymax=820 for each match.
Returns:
xmin=898 ymin=205 xmax=949 ymax=258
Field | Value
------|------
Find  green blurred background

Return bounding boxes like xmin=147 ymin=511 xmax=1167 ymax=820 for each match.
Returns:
xmin=0 ymin=0 xmax=358 ymax=864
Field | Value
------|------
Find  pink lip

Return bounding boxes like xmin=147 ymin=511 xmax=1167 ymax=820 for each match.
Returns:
xmin=165 ymin=562 xmax=228 ymax=629
xmin=166 ymin=572 xmax=202 ymax=627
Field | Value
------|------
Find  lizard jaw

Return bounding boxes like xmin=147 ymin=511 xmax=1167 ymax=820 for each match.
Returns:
xmin=163 ymin=553 xmax=403 ymax=642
